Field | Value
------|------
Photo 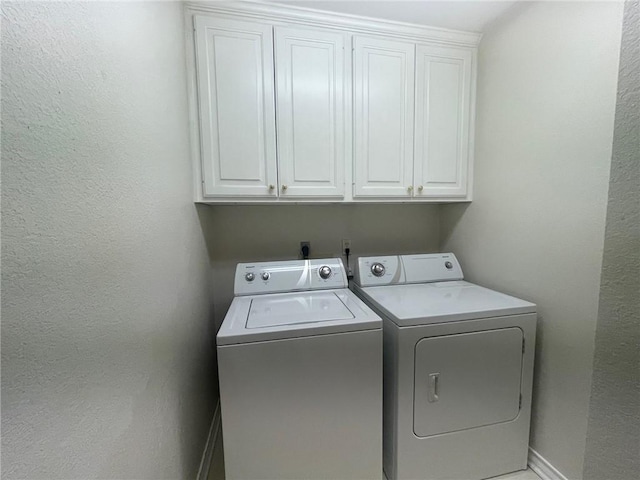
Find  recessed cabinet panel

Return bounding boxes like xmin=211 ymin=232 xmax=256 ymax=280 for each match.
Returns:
xmin=414 ymin=45 xmax=472 ymax=198
xmin=413 ymin=328 xmax=523 ymax=437
xmin=275 ymin=27 xmax=345 ymax=197
xmin=194 ymin=16 xmax=277 ymax=197
xmin=353 ymin=36 xmax=415 ymax=197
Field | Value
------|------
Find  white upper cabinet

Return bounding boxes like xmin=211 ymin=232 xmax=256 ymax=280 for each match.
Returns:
xmin=353 ymin=36 xmax=415 ymax=198
xmin=188 ymin=3 xmax=479 ymax=203
xmin=414 ymin=45 xmax=472 ymax=198
xmin=274 ymin=27 xmax=346 ymax=198
xmin=194 ymin=16 xmax=277 ymax=198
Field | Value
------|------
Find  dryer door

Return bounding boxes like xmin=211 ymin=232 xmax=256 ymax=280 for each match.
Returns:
xmin=413 ymin=327 xmax=523 ymax=437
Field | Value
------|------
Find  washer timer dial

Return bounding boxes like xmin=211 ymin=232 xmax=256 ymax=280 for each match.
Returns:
xmin=319 ymin=266 xmax=332 ymax=279
xmin=371 ymin=263 xmax=386 ymax=277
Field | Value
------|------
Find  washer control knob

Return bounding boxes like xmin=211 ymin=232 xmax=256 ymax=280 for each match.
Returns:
xmin=261 ymin=272 xmax=270 ymax=281
xmin=319 ymin=266 xmax=332 ymax=279
xmin=445 ymin=261 xmax=453 ymax=270
xmin=371 ymin=263 xmax=386 ymax=277
xmin=245 ymin=272 xmax=255 ymax=282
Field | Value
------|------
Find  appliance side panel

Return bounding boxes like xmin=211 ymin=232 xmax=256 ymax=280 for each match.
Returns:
xmin=383 ymin=320 xmax=400 ymax=480
xmin=520 ymin=312 xmax=537 ymax=461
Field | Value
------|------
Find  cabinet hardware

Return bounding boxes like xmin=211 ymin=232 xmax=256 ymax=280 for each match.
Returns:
xmin=418 ymin=185 xmax=424 ymax=192
xmin=282 ymin=185 xmax=288 ymax=191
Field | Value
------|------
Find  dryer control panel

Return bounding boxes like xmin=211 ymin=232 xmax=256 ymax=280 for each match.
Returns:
xmin=353 ymin=255 xmax=404 ymax=286
xmin=235 ymin=258 xmax=347 ymax=296
xmin=354 ymin=253 xmax=464 ymax=287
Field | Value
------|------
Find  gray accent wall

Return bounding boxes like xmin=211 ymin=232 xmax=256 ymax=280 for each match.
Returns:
xmin=584 ymin=2 xmax=640 ymax=479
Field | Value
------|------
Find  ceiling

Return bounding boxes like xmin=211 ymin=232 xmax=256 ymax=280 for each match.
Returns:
xmin=269 ymin=0 xmax=518 ymax=33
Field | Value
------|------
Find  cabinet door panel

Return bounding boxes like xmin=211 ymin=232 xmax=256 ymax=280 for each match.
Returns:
xmin=414 ymin=45 xmax=472 ymax=198
xmin=194 ymin=16 xmax=277 ymax=197
xmin=275 ymin=27 xmax=345 ymax=197
xmin=354 ymin=36 xmax=415 ymax=197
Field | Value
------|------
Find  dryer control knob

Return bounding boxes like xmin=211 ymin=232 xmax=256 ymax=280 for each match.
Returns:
xmin=245 ymin=272 xmax=255 ymax=282
xmin=319 ymin=266 xmax=332 ymax=279
xmin=371 ymin=263 xmax=386 ymax=277
xmin=261 ymin=272 xmax=270 ymax=281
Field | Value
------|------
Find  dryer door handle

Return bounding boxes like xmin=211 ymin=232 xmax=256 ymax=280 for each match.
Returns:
xmin=428 ymin=373 xmax=440 ymax=403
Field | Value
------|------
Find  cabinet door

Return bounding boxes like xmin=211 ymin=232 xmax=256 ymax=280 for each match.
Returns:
xmin=353 ymin=36 xmax=415 ymax=197
xmin=414 ymin=45 xmax=472 ymax=198
xmin=275 ymin=27 xmax=346 ymax=198
xmin=194 ymin=16 xmax=277 ymax=197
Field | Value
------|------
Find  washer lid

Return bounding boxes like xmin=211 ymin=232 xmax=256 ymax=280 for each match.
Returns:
xmin=217 ymin=289 xmax=381 ymax=345
xmin=246 ymin=291 xmax=354 ymax=328
xmin=356 ymin=281 xmax=536 ymax=326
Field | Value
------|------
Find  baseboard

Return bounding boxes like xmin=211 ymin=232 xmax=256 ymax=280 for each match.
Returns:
xmin=528 ymin=447 xmax=568 ymax=480
xmin=198 ymin=413 xmax=562 ymax=480
xmin=197 ymin=400 xmax=222 ymax=480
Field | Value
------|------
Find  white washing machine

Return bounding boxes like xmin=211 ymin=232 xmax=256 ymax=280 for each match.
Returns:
xmin=217 ymin=258 xmax=382 ymax=480
xmin=351 ymin=253 xmax=536 ymax=480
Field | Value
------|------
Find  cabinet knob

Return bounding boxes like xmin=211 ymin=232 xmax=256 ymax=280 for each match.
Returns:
xmin=407 ymin=185 xmax=413 ymax=193
xmin=418 ymin=185 xmax=424 ymax=192
xmin=268 ymin=184 xmax=275 ymax=191
xmin=282 ymin=185 xmax=288 ymax=191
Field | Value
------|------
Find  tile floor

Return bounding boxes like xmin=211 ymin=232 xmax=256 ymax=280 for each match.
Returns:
xmin=491 ymin=469 xmax=541 ymax=480
xmin=207 ymin=436 xmax=541 ymax=480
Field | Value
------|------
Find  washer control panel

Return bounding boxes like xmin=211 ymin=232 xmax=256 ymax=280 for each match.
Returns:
xmin=353 ymin=253 xmax=464 ymax=287
xmin=235 ymin=258 xmax=347 ymax=296
xmin=309 ymin=259 xmax=347 ymax=290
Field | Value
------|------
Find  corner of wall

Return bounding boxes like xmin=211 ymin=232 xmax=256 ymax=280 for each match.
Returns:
xmin=583 ymin=1 xmax=640 ymax=478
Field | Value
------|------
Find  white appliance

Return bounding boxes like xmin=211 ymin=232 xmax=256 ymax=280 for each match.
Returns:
xmin=351 ymin=253 xmax=536 ymax=480
xmin=217 ymin=258 xmax=383 ymax=480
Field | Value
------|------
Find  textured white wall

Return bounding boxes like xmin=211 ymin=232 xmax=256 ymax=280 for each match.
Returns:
xmin=1 ymin=2 xmax=217 ymax=479
xmin=198 ymin=204 xmax=440 ymax=328
xmin=439 ymin=2 xmax=623 ymax=478
xmin=584 ymin=2 xmax=640 ymax=479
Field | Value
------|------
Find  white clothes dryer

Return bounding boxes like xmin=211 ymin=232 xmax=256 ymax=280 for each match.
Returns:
xmin=351 ymin=253 xmax=536 ymax=480
xmin=217 ymin=258 xmax=382 ymax=480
